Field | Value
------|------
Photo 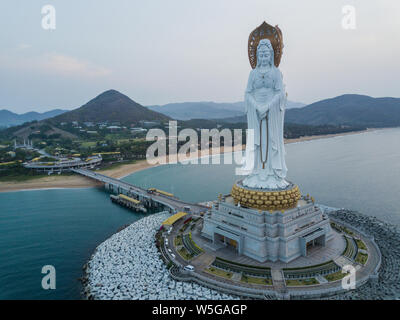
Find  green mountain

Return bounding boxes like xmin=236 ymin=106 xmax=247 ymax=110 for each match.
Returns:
xmin=285 ymin=94 xmax=400 ymax=127
xmin=0 ymin=109 xmax=67 ymax=128
xmin=50 ymin=90 xmax=170 ymax=124
xmin=217 ymin=94 xmax=400 ymax=128
xmin=147 ymin=100 xmax=304 ymax=120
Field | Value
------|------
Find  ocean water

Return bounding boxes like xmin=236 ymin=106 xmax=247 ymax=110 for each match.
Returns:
xmin=0 ymin=127 xmax=399 ymax=299
xmin=0 ymin=188 xmax=147 ymax=300
xmin=124 ymin=128 xmax=400 ymax=225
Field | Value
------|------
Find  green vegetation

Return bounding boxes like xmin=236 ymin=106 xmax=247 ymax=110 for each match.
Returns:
xmin=355 ymin=239 xmax=367 ymax=251
xmin=174 ymin=235 xmax=183 ymax=247
xmin=355 ymin=252 xmax=368 ymax=265
xmin=205 ymin=267 xmax=232 ymax=280
xmin=188 ymin=232 xmax=203 ymax=252
xmin=325 ymin=271 xmax=348 ymax=282
xmin=282 ymin=260 xmax=334 ymax=271
xmin=79 ymin=141 xmax=97 ymax=148
xmin=241 ymin=275 xmax=272 ymax=285
xmin=0 ymin=172 xmax=44 ymax=182
xmin=331 ymin=222 xmax=354 ymax=236
xmin=182 ymin=233 xmax=203 ymax=257
xmin=212 ymin=257 xmax=271 ymax=279
xmin=179 ymin=223 xmax=190 ymax=233
xmin=177 ymin=247 xmax=193 ymax=261
xmin=286 ymin=278 xmax=318 ymax=286
xmin=215 ymin=257 xmax=270 ymax=271
xmin=283 ymin=123 xmax=366 ymax=140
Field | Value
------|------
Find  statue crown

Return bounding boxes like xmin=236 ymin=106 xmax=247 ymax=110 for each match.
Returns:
xmin=248 ymin=21 xmax=284 ymax=68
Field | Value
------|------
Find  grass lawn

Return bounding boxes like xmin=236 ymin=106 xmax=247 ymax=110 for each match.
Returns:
xmin=205 ymin=267 xmax=233 ymax=280
xmin=355 ymin=252 xmax=368 ymax=265
xmin=241 ymin=275 xmax=272 ymax=285
xmin=325 ymin=271 xmax=348 ymax=282
xmin=79 ymin=141 xmax=97 ymax=148
xmin=286 ymin=278 xmax=318 ymax=286
xmin=177 ymin=247 xmax=193 ymax=261
xmin=355 ymin=239 xmax=367 ymax=251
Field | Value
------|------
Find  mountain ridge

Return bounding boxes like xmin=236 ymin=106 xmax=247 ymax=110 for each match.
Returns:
xmin=147 ymin=100 xmax=305 ymax=120
xmin=284 ymin=94 xmax=400 ymax=127
xmin=0 ymin=109 xmax=67 ymax=127
xmin=49 ymin=89 xmax=170 ymax=124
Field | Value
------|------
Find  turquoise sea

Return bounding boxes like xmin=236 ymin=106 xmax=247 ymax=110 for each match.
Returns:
xmin=0 ymin=128 xmax=399 ymax=299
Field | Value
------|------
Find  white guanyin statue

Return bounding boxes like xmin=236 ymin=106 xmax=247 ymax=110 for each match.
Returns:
xmin=241 ymin=36 xmax=289 ymax=189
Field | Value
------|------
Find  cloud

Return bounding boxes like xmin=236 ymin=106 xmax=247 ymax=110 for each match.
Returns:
xmin=0 ymin=52 xmax=111 ymax=78
xmin=40 ymin=53 xmax=111 ymax=77
xmin=17 ymin=44 xmax=32 ymax=50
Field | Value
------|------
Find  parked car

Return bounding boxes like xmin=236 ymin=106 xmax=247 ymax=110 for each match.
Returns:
xmin=184 ymin=265 xmax=195 ymax=272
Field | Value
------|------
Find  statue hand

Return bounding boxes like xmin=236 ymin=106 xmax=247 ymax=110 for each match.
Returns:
xmin=260 ymin=110 xmax=268 ymax=119
xmin=257 ymin=102 xmax=269 ymax=117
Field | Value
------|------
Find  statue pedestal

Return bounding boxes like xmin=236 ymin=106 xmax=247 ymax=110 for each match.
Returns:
xmin=201 ymin=192 xmax=333 ymax=263
xmin=231 ymin=179 xmax=301 ymax=211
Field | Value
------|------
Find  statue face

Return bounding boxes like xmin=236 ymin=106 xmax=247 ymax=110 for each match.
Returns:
xmin=258 ymin=48 xmax=271 ymax=67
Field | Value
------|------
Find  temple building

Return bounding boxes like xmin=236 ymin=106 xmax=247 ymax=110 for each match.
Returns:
xmin=201 ymin=183 xmax=333 ymax=263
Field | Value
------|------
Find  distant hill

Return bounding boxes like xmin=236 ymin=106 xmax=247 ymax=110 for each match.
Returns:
xmin=50 ymin=90 xmax=170 ymax=124
xmin=10 ymin=121 xmax=77 ymax=140
xmin=147 ymin=101 xmax=245 ymax=120
xmin=147 ymin=100 xmax=305 ymax=120
xmin=285 ymin=94 xmax=400 ymax=127
xmin=218 ymin=94 xmax=400 ymax=127
xmin=0 ymin=109 xmax=67 ymax=127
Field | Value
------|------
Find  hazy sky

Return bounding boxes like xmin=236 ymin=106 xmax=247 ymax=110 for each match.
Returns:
xmin=1 ymin=0 xmax=399 ymax=113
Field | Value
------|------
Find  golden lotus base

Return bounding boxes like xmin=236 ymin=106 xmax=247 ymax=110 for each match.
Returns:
xmin=231 ymin=181 xmax=301 ymax=211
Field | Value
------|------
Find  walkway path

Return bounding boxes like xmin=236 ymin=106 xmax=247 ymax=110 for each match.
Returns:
xmin=271 ymin=269 xmax=286 ymax=294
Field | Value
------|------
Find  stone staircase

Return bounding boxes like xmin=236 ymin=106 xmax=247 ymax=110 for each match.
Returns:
xmin=271 ymin=269 xmax=287 ymax=296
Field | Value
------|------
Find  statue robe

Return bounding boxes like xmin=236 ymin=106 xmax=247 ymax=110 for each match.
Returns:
xmin=240 ymin=66 xmax=288 ymax=189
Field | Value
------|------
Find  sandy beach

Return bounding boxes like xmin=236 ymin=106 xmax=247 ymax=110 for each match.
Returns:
xmin=0 ymin=129 xmax=372 ymax=193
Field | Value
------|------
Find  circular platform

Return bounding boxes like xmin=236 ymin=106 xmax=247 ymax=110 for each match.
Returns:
xmin=231 ymin=180 xmax=302 ymax=211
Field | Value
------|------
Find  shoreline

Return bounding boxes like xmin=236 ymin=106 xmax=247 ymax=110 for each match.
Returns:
xmin=82 ymin=208 xmax=398 ymax=300
xmin=0 ymin=128 xmax=375 ymax=193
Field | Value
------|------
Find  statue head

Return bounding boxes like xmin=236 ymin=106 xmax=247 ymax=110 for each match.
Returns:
xmin=256 ymin=39 xmax=274 ymax=68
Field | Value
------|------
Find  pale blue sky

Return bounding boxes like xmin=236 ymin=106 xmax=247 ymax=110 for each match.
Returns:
xmin=1 ymin=0 xmax=399 ymax=113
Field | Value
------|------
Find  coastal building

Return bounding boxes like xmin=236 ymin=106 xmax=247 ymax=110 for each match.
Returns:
xmin=23 ymin=155 xmax=102 ymax=173
xmin=6 ymin=151 xmax=16 ymax=158
xmin=201 ymin=192 xmax=333 ymax=263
